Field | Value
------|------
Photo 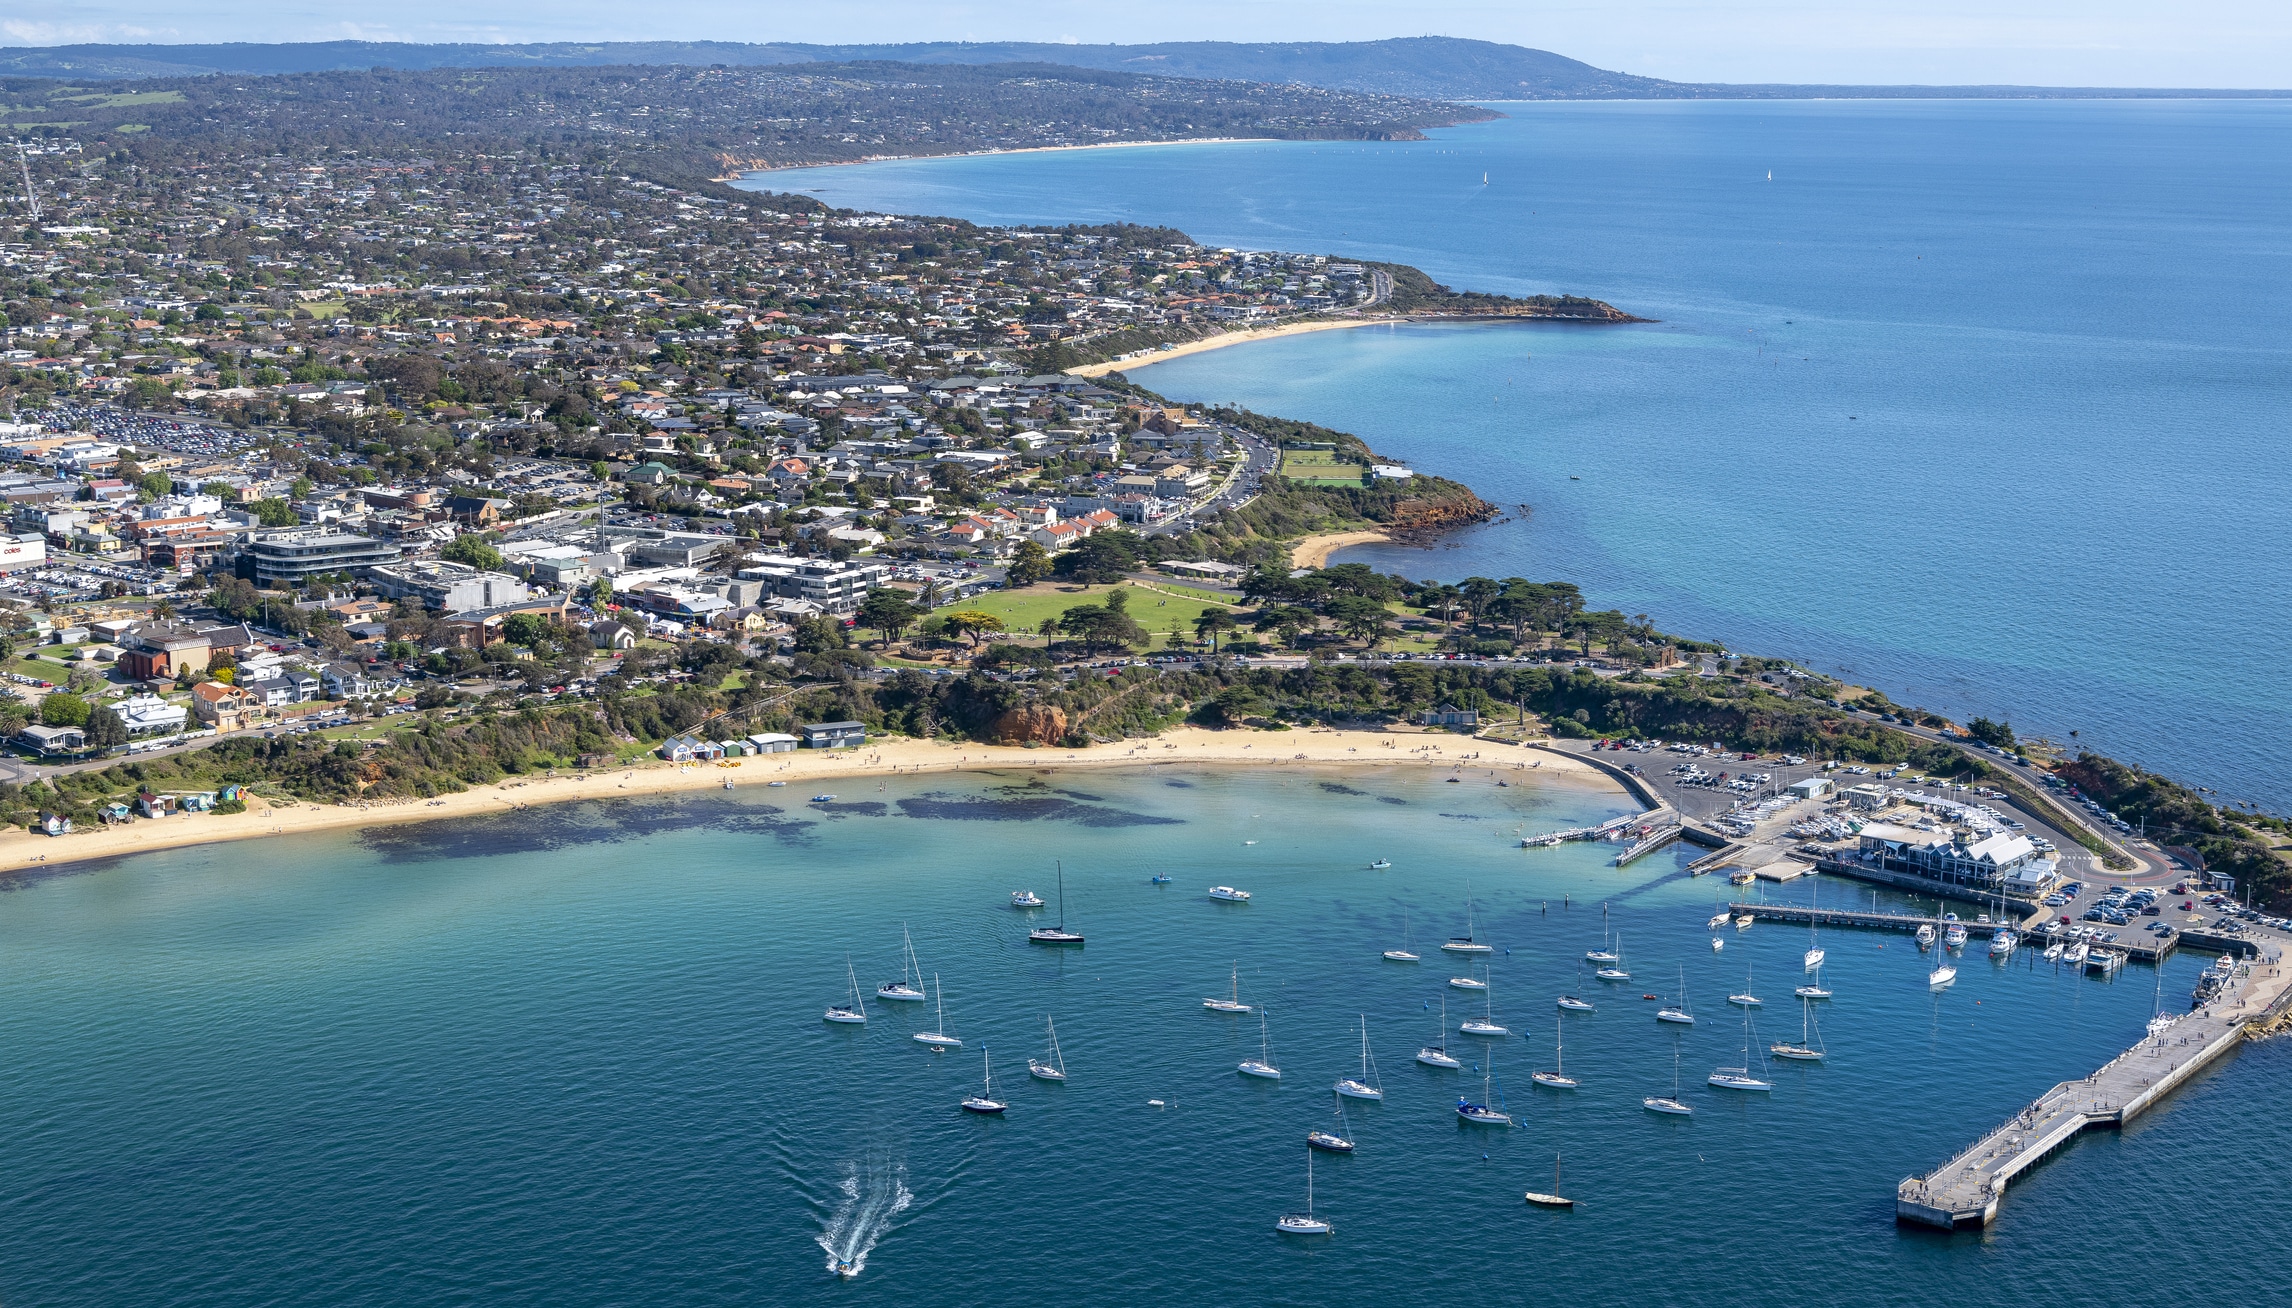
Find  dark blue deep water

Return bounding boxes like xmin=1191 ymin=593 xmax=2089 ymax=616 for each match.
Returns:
xmin=760 ymin=101 xmax=2292 ymax=809
xmin=1 ymin=768 xmax=2283 ymax=1304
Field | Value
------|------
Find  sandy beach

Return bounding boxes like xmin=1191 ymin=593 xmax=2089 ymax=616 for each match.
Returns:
xmin=1290 ymin=529 xmax=1393 ymax=569
xmin=1064 ymin=317 xmax=1402 ymax=379
xmin=0 ymin=727 xmax=1610 ymax=876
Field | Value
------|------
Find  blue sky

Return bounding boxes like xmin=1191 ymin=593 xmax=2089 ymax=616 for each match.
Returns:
xmin=2 ymin=0 xmax=2286 ymax=88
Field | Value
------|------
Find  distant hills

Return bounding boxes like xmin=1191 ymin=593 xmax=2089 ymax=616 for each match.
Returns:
xmin=3 ymin=37 xmax=2284 ymax=99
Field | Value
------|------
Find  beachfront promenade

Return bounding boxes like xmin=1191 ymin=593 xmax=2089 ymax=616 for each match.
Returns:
xmin=1895 ymin=945 xmax=2291 ymax=1231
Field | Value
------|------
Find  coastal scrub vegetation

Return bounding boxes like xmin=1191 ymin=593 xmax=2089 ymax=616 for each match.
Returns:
xmin=2053 ymin=754 xmax=2287 ymax=910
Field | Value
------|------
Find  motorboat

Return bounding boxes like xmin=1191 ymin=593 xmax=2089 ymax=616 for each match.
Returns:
xmin=1149 ymin=874 xmax=1172 ymax=884
xmin=1989 ymin=930 xmax=2018 ymax=956
xmin=1915 ymin=923 xmax=1937 ymax=946
xmin=1944 ymin=924 xmax=1969 ymax=949
xmin=1010 ymin=890 xmax=1044 ymax=908
xmin=810 ymin=794 xmax=836 ymax=803
xmin=1369 ymin=859 xmax=1392 ymax=870
xmin=1734 ymin=914 xmax=1756 ymax=930
xmin=1208 ymin=886 xmax=1251 ymax=902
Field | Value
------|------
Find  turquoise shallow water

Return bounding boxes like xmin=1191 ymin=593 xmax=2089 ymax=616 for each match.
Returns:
xmin=758 ymin=100 xmax=2292 ymax=809
xmin=2 ymin=767 xmax=2282 ymax=1304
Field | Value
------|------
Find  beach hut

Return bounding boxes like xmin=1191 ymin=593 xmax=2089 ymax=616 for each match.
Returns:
xmin=38 ymin=811 xmax=71 ymax=836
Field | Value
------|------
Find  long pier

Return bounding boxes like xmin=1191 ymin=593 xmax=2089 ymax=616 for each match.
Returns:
xmin=1895 ymin=947 xmax=2290 ymax=1231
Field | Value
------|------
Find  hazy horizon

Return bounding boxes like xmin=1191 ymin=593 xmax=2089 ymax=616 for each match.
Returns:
xmin=2 ymin=2 xmax=2286 ymax=90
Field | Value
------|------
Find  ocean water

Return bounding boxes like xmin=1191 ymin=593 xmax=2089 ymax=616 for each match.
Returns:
xmin=755 ymin=101 xmax=2292 ymax=808
xmin=2 ymin=768 xmax=2282 ymax=1305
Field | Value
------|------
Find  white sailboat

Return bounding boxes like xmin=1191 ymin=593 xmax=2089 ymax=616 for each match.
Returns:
xmin=824 ymin=956 xmax=870 ymax=1024
xmin=1028 ymin=1016 xmax=1068 ymax=1082
xmin=1418 ymin=992 xmax=1462 ymax=1068
xmin=1449 ymin=968 xmax=1488 ymax=991
xmin=913 ymin=973 xmax=963 ymax=1048
xmin=877 ymin=926 xmax=928 ymax=1002
xmin=1804 ymin=880 xmax=1826 ymax=971
xmin=1531 ymin=1016 xmax=1579 ymax=1089
xmin=1460 ymin=972 xmax=1508 ymax=1037
xmin=1275 ymin=1146 xmax=1334 ymax=1235
xmin=1557 ymin=962 xmax=1595 ymax=1011
xmin=1442 ymin=892 xmax=1494 ymax=953
xmin=960 ymin=1047 xmax=1007 ymax=1113
xmin=1928 ymin=957 xmax=1958 ymax=989
xmin=1644 ymin=1046 xmax=1694 ymax=1115
xmin=1524 ymin=1154 xmax=1574 ymax=1209
xmin=1708 ymin=1003 xmax=1773 ymax=1091
xmin=1308 ymin=1096 xmax=1357 ymax=1153
xmin=1728 ymin=963 xmax=1762 ymax=1007
xmin=1239 ymin=1010 xmax=1282 ymax=1079
xmin=1383 ymin=908 xmax=1420 ymax=962
xmin=1334 ymin=1015 xmax=1384 ymax=1100
xmin=1795 ymin=960 xmax=1832 ymax=999
xmin=1656 ymin=965 xmax=1695 ymax=1024
xmin=1456 ymin=1060 xmax=1513 ymax=1126
xmin=1585 ymin=903 xmax=1620 ymax=964
xmin=1706 ymin=910 xmax=1731 ymax=930
xmin=1594 ymin=932 xmax=1630 ymax=981
xmin=1203 ymin=963 xmax=1252 ymax=1013
xmin=1770 ymin=996 xmax=1826 ymax=1062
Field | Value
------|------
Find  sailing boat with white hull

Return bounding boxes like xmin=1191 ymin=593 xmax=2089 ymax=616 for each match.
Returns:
xmin=1531 ymin=1016 xmax=1578 ymax=1089
xmin=1026 ymin=861 xmax=1084 ymax=946
xmin=1028 ymin=1016 xmax=1068 ymax=1082
xmin=913 ymin=974 xmax=963 ymax=1048
xmin=877 ymin=926 xmax=928 ymax=1002
xmin=1418 ymin=993 xmax=1462 ymax=1068
xmin=1334 ymin=1015 xmax=1383 ymax=1100
xmin=1770 ymin=996 xmax=1826 ymax=1062
xmin=824 ymin=956 xmax=869 ymax=1024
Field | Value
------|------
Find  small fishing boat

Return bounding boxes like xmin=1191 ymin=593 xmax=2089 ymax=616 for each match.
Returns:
xmin=766 ymin=781 xmax=788 ymax=787
xmin=1149 ymin=874 xmax=1172 ymax=884
xmin=1369 ymin=859 xmax=1392 ymax=870
xmin=824 ymin=956 xmax=869 ymax=1025
xmin=877 ymin=926 xmax=928 ymax=1002
xmin=1028 ymin=1016 xmax=1068 ymax=1082
xmin=2043 ymin=939 xmax=2064 ymax=961
xmin=1334 ymin=1016 xmax=1384 ymax=1101
xmin=810 ymin=794 xmax=836 ymax=803
xmin=1989 ymin=929 xmax=2018 ymax=957
xmin=1524 ymin=1155 xmax=1574 ymax=1209
xmin=1239 ymin=1011 xmax=1282 ymax=1079
xmin=1944 ymin=923 xmax=1968 ymax=949
xmin=1734 ymin=914 xmax=1755 ymax=930
xmin=1208 ymin=885 xmax=1251 ymax=902
xmin=1204 ymin=963 xmax=1252 ymax=1014
xmin=1531 ymin=1017 xmax=1578 ymax=1089
xmin=1010 ymin=890 xmax=1044 ymax=908
xmin=1915 ymin=923 xmax=1937 ymax=946
xmin=959 ymin=1048 xmax=1007 ymax=1113
xmin=1276 ymin=1147 xmax=1334 ymax=1236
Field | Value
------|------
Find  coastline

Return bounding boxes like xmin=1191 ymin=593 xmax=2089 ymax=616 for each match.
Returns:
xmin=722 ymin=135 xmax=1264 ymax=182
xmin=1065 ymin=317 xmax=1399 ymax=378
xmin=1290 ymin=530 xmax=1393 ymax=568
xmin=0 ymin=727 xmax=1612 ymax=878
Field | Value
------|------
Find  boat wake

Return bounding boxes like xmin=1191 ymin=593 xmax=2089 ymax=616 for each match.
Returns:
xmin=817 ymin=1156 xmax=911 ymax=1280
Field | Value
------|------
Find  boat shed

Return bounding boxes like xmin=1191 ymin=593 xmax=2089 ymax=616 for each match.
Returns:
xmin=747 ymin=732 xmax=801 ymax=754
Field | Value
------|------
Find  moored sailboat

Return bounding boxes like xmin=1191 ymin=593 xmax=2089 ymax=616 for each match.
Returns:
xmin=1334 ymin=1015 xmax=1384 ymax=1100
xmin=877 ymin=925 xmax=928 ymax=1002
xmin=1028 ymin=1016 xmax=1068 ymax=1082
xmin=1531 ymin=1016 xmax=1579 ymax=1089
xmin=914 ymin=974 xmax=964 ymax=1048
xmin=824 ymin=955 xmax=870 ymax=1024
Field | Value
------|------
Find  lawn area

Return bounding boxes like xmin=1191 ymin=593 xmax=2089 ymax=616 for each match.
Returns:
xmin=1277 ymin=449 xmax=1367 ymax=486
xmin=947 ymin=582 xmax=1239 ymax=644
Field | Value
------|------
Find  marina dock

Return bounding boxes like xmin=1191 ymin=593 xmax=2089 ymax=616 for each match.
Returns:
xmin=1896 ymin=950 xmax=2290 ymax=1230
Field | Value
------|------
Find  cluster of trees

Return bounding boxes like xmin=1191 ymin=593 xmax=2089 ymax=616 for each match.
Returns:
xmin=2054 ymin=754 xmax=2287 ymax=911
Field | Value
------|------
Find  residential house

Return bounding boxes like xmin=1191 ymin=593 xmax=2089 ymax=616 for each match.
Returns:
xmin=117 ymin=623 xmax=213 ymax=681
xmin=116 ymin=693 xmax=189 ymax=735
xmin=191 ymin=680 xmax=264 ymax=732
xmin=800 ymin=721 xmax=867 ymax=750
xmin=17 ymin=723 xmax=83 ymax=754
